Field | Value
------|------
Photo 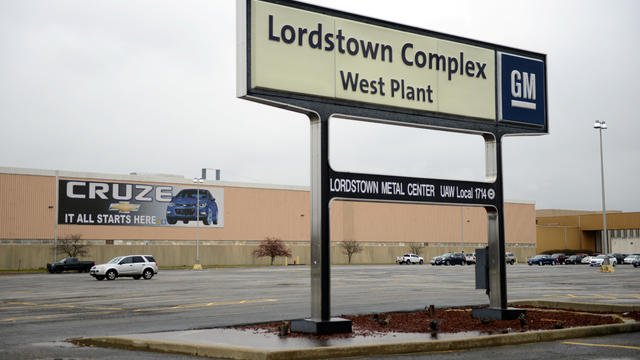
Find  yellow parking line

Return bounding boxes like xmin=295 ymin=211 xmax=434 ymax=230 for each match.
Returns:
xmin=595 ymin=294 xmax=617 ymax=300
xmin=6 ymin=301 xmax=37 ymax=306
xmin=43 ymin=303 xmax=77 ymax=309
xmin=85 ymin=306 xmax=125 ymax=311
xmin=1 ymin=313 xmax=76 ymax=322
xmin=132 ymin=298 xmax=278 ymax=312
xmin=64 ymin=294 xmax=168 ymax=305
xmin=1 ymin=311 xmax=115 ymax=322
xmin=1 ymin=301 xmax=124 ymax=312
xmin=122 ymin=296 xmax=220 ymax=305
xmin=62 ymin=295 xmax=219 ymax=307
xmin=1 ymin=298 xmax=276 ymax=321
xmin=563 ymin=341 xmax=640 ymax=351
xmin=542 ymin=294 xmax=629 ymax=301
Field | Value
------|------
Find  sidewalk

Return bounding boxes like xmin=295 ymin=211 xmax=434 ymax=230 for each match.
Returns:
xmin=71 ymin=301 xmax=640 ymax=360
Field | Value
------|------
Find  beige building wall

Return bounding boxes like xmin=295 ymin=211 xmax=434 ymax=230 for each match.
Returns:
xmin=0 ymin=173 xmax=56 ymax=239
xmin=535 ymin=209 xmax=615 ymax=217
xmin=331 ymin=201 xmax=535 ymax=246
xmin=536 ymin=226 xmax=586 ymax=253
xmin=1 ymin=168 xmax=537 ymax=269
xmin=1 ymin=243 xmax=535 ymax=270
xmin=578 ymin=213 xmax=640 ymax=231
xmin=536 ymin=212 xmax=639 ymax=254
xmin=0 ymin=170 xmax=310 ymax=243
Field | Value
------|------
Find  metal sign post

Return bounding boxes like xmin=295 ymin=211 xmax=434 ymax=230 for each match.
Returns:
xmin=237 ymin=0 xmax=547 ymax=332
xmin=292 ymin=112 xmax=352 ymax=333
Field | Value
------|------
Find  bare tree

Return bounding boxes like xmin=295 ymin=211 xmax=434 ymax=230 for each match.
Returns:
xmin=340 ymin=240 xmax=363 ymax=264
xmin=408 ymin=242 xmax=424 ymax=257
xmin=56 ymin=234 xmax=88 ymax=258
xmin=253 ymin=237 xmax=292 ymax=265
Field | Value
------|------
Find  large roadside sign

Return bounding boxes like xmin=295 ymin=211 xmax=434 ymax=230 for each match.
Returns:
xmin=237 ymin=0 xmax=547 ymax=332
xmin=238 ymin=0 xmax=547 ymax=134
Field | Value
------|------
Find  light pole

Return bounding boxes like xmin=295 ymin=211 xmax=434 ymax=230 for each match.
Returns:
xmin=593 ymin=120 xmax=609 ymax=266
xmin=460 ymin=207 xmax=464 ymax=253
xmin=193 ymin=177 xmax=204 ymax=270
xmin=53 ymin=170 xmax=59 ymax=262
xmin=460 ymin=207 xmax=470 ymax=254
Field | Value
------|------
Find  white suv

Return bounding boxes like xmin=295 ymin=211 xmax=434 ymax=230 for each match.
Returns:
xmin=90 ymin=255 xmax=158 ymax=281
xmin=396 ymin=254 xmax=424 ymax=264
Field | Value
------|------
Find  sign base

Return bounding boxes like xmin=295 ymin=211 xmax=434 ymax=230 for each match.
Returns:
xmin=600 ymin=265 xmax=615 ymax=273
xmin=291 ymin=318 xmax=352 ymax=335
xmin=472 ymin=307 xmax=525 ymax=320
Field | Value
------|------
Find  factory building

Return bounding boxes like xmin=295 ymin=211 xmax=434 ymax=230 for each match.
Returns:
xmin=1 ymin=167 xmax=537 ymax=269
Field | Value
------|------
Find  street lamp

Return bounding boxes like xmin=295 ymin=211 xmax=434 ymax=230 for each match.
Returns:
xmin=193 ymin=177 xmax=204 ymax=270
xmin=593 ymin=120 xmax=609 ymax=266
xmin=460 ymin=207 xmax=470 ymax=253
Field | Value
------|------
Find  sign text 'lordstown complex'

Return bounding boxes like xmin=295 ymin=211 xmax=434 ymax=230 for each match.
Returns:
xmin=242 ymin=0 xmax=546 ymax=128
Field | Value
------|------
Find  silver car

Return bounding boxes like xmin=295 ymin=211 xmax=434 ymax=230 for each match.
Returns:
xmin=623 ymin=254 xmax=640 ymax=265
xmin=90 ymin=255 xmax=158 ymax=281
xmin=589 ymin=255 xmax=617 ymax=267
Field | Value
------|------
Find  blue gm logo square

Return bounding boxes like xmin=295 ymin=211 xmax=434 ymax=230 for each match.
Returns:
xmin=498 ymin=52 xmax=546 ymax=127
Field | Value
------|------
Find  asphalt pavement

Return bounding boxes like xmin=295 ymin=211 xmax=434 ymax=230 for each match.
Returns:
xmin=1 ymin=264 xmax=639 ymax=359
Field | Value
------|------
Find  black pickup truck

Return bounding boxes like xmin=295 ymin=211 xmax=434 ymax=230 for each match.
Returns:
xmin=46 ymin=257 xmax=95 ymax=273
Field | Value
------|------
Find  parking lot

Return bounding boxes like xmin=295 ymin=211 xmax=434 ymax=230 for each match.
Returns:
xmin=1 ymin=264 xmax=639 ymax=359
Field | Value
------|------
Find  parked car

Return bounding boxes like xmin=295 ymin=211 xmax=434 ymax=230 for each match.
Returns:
xmin=565 ymin=254 xmax=587 ymax=264
xmin=623 ymin=254 xmax=640 ymax=265
xmin=166 ymin=189 xmax=218 ymax=225
xmin=609 ymin=253 xmax=627 ymax=264
xmin=590 ymin=255 xmax=617 ymax=267
xmin=90 ymin=255 xmax=158 ymax=280
xmin=505 ymin=252 xmax=516 ymax=265
xmin=47 ymin=257 xmax=95 ymax=273
xmin=527 ymin=254 xmax=555 ymax=266
xmin=581 ymin=253 xmax=600 ymax=264
xmin=633 ymin=258 xmax=640 ymax=268
xmin=431 ymin=252 xmax=466 ymax=266
xmin=550 ymin=253 xmax=567 ymax=264
xmin=396 ymin=253 xmax=424 ymax=264
xmin=465 ymin=253 xmax=476 ymax=265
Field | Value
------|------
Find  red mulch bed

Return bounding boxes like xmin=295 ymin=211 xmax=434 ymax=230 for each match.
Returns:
xmin=238 ymin=306 xmax=639 ymax=340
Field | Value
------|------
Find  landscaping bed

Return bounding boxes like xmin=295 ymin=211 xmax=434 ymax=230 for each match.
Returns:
xmin=239 ymin=306 xmax=639 ymax=340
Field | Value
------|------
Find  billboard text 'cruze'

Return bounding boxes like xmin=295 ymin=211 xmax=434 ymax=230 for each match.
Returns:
xmin=166 ymin=189 xmax=218 ymax=225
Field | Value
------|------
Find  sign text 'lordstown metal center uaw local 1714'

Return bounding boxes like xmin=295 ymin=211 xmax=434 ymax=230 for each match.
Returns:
xmin=238 ymin=0 xmax=547 ymax=133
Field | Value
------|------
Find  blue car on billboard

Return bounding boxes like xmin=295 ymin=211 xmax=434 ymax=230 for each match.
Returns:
xmin=166 ymin=189 xmax=218 ymax=225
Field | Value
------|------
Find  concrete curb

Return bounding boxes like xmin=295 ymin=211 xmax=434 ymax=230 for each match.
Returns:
xmin=508 ymin=299 xmax=640 ymax=313
xmin=71 ymin=302 xmax=640 ymax=360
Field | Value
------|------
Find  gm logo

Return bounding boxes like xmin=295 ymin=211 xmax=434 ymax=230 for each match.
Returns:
xmin=511 ymin=70 xmax=536 ymax=109
xmin=498 ymin=52 xmax=546 ymax=127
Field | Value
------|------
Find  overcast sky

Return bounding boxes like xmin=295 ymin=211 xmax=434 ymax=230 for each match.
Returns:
xmin=1 ymin=0 xmax=639 ymax=212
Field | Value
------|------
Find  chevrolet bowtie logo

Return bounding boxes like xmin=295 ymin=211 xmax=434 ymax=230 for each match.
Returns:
xmin=109 ymin=202 xmax=140 ymax=213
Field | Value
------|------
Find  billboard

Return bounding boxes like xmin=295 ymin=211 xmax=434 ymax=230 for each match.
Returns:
xmin=58 ymin=180 xmax=224 ymax=227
